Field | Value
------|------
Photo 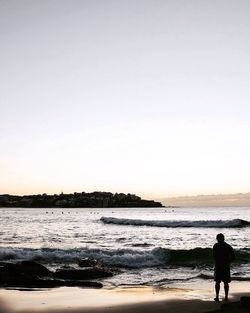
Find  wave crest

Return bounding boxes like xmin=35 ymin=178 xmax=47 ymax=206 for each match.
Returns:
xmin=101 ymin=217 xmax=250 ymax=228
xmin=0 ymin=247 xmax=249 ymax=268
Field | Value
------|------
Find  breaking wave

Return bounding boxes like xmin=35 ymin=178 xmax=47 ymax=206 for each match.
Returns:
xmin=0 ymin=247 xmax=249 ymax=268
xmin=100 ymin=217 xmax=250 ymax=228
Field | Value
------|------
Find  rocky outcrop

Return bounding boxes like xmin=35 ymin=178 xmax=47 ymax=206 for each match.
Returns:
xmin=54 ymin=268 xmax=113 ymax=280
xmin=0 ymin=260 xmax=112 ymax=289
xmin=0 ymin=261 xmax=51 ymax=282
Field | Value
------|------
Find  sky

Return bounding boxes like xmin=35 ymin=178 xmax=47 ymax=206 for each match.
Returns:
xmin=1 ymin=0 xmax=250 ymax=199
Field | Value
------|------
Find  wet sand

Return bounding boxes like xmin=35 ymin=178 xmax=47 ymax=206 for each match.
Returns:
xmin=0 ymin=282 xmax=249 ymax=313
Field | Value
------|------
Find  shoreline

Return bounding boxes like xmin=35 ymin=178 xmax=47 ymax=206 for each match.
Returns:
xmin=0 ymin=281 xmax=250 ymax=313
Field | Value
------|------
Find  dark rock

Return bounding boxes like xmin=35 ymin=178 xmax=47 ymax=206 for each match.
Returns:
xmin=0 ymin=261 xmax=52 ymax=284
xmin=54 ymin=268 xmax=113 ymax=280
xmin=19 ymin=261 xmax=52 ymax=277
xmin=0 ymin=263 xmax=32 ymax=283
xmin=78 ymin=258 xmax=99 ymax=267
xmin=241 ymin=296 xmax=250 ymax=308
xmin=0 ymin=261 xmax=111 ymax=289
xmin=0 ymin=261 xmax=51 ymax=283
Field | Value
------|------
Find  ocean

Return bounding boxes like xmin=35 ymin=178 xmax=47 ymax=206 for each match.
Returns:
xmin=0 ymin=207 xmax=249 ymax=287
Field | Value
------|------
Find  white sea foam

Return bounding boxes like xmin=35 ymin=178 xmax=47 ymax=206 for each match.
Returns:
xmin=0 ymin=246 xmax=248 ymax=268
xmin=0 ymin=247 xmax=168 ymax=268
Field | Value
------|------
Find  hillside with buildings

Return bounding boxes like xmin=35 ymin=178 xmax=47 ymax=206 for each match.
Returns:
xmin=0 ymin=192 xmax=163 ymax=208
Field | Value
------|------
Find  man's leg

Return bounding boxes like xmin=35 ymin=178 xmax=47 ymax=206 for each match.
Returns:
xmin=214 ymin=282 xmax=220 ymax=301
xmin=224 ymin=282 xmax=229 ymax=301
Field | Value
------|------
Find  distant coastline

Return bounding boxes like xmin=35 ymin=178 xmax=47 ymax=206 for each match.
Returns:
xmin=0 ymin=192 xmax=163 ymax=208
xmin=158 ymin=192 xmax=250 ymax=207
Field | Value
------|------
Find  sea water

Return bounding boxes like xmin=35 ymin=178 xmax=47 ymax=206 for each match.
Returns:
xmin=0 ymin=207 xmax=249 ymax=287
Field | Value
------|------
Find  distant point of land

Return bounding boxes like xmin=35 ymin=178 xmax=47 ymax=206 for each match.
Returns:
xmin=158 ymin=192 xmax=250 ymax=207
xmin=0 ymin=192 xmax=163 ymax=208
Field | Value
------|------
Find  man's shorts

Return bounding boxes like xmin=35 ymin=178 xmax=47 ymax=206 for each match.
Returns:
xmin=214 ymin=265 xmax=231 ymax=283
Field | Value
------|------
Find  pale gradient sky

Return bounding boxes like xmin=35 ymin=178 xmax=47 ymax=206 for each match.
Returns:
xmin=1 ymin=0 xmax=250 ymax=198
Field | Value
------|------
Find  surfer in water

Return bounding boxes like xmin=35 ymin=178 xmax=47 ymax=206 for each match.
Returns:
xmin=213 ymin=233 xmax=235 ymax=302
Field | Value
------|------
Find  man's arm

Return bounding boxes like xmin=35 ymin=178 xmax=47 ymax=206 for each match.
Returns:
xmin=229 ymin=245 xmax=235 ymax=262
xmin=212 ymin=244 xmax=217 ymax=261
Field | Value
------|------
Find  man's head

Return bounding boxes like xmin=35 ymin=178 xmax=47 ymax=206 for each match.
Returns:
xmin=216 ymin=233 xmax=225 ymax=243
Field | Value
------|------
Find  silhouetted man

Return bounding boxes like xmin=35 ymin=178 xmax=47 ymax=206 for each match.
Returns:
xmin=213 ymin=233 xmax=235 ymax=302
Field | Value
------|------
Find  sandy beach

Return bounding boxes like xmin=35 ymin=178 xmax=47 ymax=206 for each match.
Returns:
xmin=0 ymin=281 xmax=249 ymax=313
